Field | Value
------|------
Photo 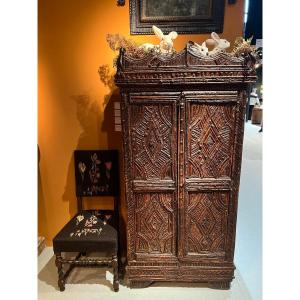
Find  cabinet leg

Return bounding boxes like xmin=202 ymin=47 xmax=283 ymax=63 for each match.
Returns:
xmin=112 ymin=255 xmax=119 ymax=292
xmin=209 ymin=281 xmax=231 ymax=290
xmin=55 ymin=253 xmax=65 ymax=291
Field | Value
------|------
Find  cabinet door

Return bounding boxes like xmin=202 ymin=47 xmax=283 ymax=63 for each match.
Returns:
xmin=178 ymin=91 xmax=246 ymax=261
xmin=124 ymin=92 xmax=179 ymax=262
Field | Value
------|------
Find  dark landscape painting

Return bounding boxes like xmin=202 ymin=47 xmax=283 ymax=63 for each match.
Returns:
xmin=130 ymin=0 xmax=224 ymax=35
xmin=144 ymin=0 xmax=211 ymax=18
xmin=74 ymin=150 xmax=119 ymax=197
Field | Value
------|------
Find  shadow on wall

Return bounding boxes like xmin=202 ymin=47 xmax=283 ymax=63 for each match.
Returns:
xmin=101 ymin=89 xmax=127 ymax=256
xmin=38 ymin=145 xmax=49 ymax=240
xmin=61 ymin=65 xmax=126 ymax=256
xmin=62 ymin=93 xmax=102 ymax=217
xmin=99 ymin=65 xmax=127 ymax=256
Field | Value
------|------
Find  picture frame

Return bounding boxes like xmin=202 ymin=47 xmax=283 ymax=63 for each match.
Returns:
xmin=74 ymin=150 xmax=119 ymax=197
xmin=130 ymin=0 xmax=225 ymax=35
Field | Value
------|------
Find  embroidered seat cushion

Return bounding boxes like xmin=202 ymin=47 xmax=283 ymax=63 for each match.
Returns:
xmin=53 ymin=211 xmax=118 ymax=253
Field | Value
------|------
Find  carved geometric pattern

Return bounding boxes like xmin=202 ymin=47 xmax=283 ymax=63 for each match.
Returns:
xmin=186 ymin=192 xmax=229 ymax=254
xmin=188 ymin=103 xmax=235 ymax=178
xmin=135 ymin=193 xmax=175 ymax=254
xmin=131 ymin=104 xmax=174 ymax=180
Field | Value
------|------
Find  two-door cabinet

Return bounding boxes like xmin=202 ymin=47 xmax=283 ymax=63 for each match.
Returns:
xmin=115 ymin=44 xmax=256 ymax=289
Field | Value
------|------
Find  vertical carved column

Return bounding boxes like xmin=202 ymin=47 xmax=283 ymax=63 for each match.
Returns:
xmin=120 ymin=93 xmax=135 ymax=262
xmin=227 ymin=90 xmax=248 ymax=261
xmin=112 ymin=255 xmax=119 ymax=292
xmin=55 ymin=253 xmax=65 ymax=291
xmin=178 ymin=94 xmax=186 ymax=258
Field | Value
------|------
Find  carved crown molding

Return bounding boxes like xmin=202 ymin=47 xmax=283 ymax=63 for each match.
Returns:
xmin=115 ymin=43 xmax=257 ymax=86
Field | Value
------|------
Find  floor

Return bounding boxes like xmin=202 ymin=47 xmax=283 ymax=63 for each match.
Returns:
xmin=38 ymin=122 xmax=262 ymax=300
xmin=235 ymin=122 xmax=262 ymax=300
xmin=38 ymin=248 xmax=252 ymax=300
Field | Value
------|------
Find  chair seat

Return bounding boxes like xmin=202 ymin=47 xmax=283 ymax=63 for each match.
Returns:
xmin=53 ymin=211 xmax=118 ymax=253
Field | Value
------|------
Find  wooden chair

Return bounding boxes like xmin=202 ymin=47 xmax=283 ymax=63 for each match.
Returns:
xmin=53 ymin=150 xmax=120 ymax=292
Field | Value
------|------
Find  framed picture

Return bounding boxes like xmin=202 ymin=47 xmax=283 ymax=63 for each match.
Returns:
xmin=74 ymin=150 xmax=119 ymax=197
xmin=130 ymin=0 xmax=225 ymax=35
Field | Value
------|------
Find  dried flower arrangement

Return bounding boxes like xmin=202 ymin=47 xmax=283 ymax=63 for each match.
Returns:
xmin=231 ymin=36 xmax=256 ymax=57
xmin=106 ymin=33 xmax=146 ymax=64
xmin=230 ymin=36 xmax=262 ymax=69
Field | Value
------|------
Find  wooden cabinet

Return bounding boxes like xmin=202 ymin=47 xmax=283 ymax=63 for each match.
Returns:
xmin=115 ymin=45 xmax=256 ymax=289
xmin=252 ymin=106 xmax=263 ymax=124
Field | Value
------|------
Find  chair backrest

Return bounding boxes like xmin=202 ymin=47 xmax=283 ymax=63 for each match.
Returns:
xmin=74 ymin=150 xmax=120 ymax=226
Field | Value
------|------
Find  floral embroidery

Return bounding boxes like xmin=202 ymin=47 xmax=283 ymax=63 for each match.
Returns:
xmin=89 ymin=153 xmax=101 ymax=184
xmin=84 ymin=215 xmax=98 ymax=227
xmin=78 ymin=162 xmax=86 ymax=181
xmin=70 ymin=214 xmax=106 ymax=237
xmin=76 ymin=214 xmax=84 ymax=225
xmin=105 ymin=161 xmax=112 ymax=179
xmin=71 ymin=228 xmax=103 ymax=237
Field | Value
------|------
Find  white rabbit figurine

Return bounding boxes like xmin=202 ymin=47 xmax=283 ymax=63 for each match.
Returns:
xmin=205 ymin=32 xmax=230 ymax=56
xmin=152 ymin=25 xmax=178 ymax=54
xmin=194 ymin=41 xmax=208 ymax=56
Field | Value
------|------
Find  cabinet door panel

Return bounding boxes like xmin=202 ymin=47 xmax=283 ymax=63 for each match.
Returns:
xmin=135 ymin=192 xmax=176 ymax=257
xmin=187 ymin=102 xmax=236 ymax=179
xmin=126 ymin=93 xmax=179 ymax=261
xmin=130 ymin=102 xmax=176 ymax=181
xmin=186 ymin=191 xmax=229 ymax=258
xmin=179 ymin=91 xmax=239 ymax=261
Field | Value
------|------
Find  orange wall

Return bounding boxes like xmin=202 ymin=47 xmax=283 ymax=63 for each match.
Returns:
xmin=38 ymin=0 xmax=244 ymax=249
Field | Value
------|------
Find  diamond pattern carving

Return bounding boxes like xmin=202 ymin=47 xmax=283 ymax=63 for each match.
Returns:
xmin=131 ymin=104 xmax=174 ymax=180
xmin=144 ymin=120 xmax=163 ymax=161
xmin=188 ymin=104 xmax=235 ymax=178
xmin=135 ymin=193 xmax=175 ymax=254
xmin=186 ymin=193 xmax=229 ymax=254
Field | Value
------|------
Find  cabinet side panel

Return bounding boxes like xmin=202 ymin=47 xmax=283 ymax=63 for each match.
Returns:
xmin=120 ymin=92 xmax=135 ymax=261
xmin=226 ymin=90 xmax=248 ymax=261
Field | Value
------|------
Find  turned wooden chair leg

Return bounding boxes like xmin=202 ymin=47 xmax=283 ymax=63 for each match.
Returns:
xmin=55 ymin=253 xmax=65 ymax=291
xmin=119 ymin=257 xmax=126 ymax=280
xmin=112 ymin=254 xmax=119 ymax=292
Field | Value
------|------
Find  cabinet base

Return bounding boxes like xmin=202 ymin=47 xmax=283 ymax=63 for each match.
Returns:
xmin=209 ymin=281 xmax=231 ymax=290
xmin=129 ymin=280 xmax=231 ymax=289
xmin=126 ymin=264 xmax=234 ymax=289
xmin=129 ymin=281 xmax=153 ymax=288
